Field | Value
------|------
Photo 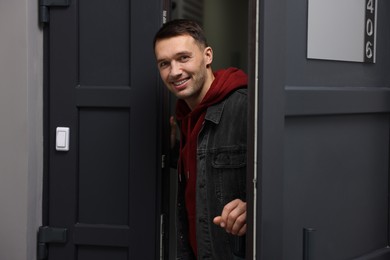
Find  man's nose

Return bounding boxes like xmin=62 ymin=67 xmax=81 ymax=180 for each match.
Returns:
xmin=170 ymin=61 xmax=182 ymax=77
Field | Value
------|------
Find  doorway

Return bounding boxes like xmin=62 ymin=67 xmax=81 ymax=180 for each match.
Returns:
xmin=164 ymin=0 xmax=252 ymax=258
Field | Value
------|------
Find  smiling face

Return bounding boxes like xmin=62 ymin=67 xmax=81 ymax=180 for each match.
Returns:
xmin=155 ymin=35 xmax=214 ymax=110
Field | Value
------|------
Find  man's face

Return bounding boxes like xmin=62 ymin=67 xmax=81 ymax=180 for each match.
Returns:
xmin=154 ymin=35 xmax=213 ymax=109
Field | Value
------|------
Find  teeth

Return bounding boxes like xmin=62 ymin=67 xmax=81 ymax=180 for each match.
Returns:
xmin=174 ymin=79 xmax=188 ymax=86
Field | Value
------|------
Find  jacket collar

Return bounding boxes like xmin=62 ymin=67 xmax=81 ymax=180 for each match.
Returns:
xmin=204 ymin=98 xmax=226 ymax=125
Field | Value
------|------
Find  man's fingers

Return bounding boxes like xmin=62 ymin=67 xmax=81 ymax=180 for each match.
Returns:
xmin=214 ymin=199 xmax=247 ymax=235
xmin=237 ymin=224 xmax=247 ymax=236
xmin=230 ymin=211 xmax=246 ymax=235
xmin=213 ymin=216 xmax=222 ymax=225
xmin=224 ymin=200 xmax=246 ymax=230
xmin=220 ymin=199 xmax=241 ymax=224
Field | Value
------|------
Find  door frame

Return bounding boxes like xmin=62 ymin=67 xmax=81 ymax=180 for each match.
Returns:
xmin=246 ymin=0 xmax=258 ymax=258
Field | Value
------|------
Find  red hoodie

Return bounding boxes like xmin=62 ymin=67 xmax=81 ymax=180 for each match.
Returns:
xmin=175 ymin=67 xmax=248 ymax=257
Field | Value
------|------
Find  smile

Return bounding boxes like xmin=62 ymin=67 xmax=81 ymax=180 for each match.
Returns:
xmin=173 ymin=78 xmax=189 ymax=86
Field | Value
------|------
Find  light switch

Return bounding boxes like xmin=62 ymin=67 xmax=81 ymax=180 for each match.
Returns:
xmin=56 ymin=127 xmax=70 ymax=151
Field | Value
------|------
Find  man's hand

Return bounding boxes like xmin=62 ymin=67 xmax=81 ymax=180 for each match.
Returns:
xmin=213 ymin=199 xmax=246 ymax=236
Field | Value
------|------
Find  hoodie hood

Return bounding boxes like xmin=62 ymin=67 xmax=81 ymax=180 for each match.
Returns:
xmin=176 ymin=67 xmax=247 ymax=120
xmin=175 ymin=67 xmax=248 ymax=179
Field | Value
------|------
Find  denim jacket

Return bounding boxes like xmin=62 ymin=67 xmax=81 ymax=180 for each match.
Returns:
xmin=176 ymin=88 xmax=247 ymax=260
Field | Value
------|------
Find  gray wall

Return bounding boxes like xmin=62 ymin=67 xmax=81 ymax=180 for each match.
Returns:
xmin=171 ymin=0 xmax=248 ymax=71
xmin=203 ymin=0 xmax=248 ymax=72
xmin=0 ymin=1 xmax=43 ymax=259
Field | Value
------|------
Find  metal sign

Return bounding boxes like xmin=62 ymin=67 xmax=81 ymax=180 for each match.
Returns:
xmin=307 ymin=0 xmax=377 ymax=63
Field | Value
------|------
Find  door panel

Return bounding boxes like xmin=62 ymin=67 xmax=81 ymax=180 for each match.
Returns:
xmin=257 ymin=0 xmax=390 ymax=259
xmin=45 ymin=0 xmax=162 ymax=259
xmin=284 ymin=114 xmax=389 ymax=259
xmin=78 ymin=108 xmax=130 ymax=225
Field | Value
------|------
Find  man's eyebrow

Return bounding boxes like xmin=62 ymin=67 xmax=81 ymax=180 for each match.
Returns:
xmin=156 ymin=58 xmax=167 ymax=64
xmin=156 ymin=51 xmax=192 ymax=64
xmin=175 ymin=51 xmax=192 ymax=57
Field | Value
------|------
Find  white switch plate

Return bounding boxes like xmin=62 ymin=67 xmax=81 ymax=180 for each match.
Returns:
xmin=56 ymin=127 xmax=70 ymax=151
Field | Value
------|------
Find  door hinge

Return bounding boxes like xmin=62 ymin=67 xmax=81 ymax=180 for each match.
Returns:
xmin=37 ymin=226 xmax=68 ymax=259
xmin=39 ymin=0 xmax=70 ymax=24
xmin=162 ymin=10 xmax=167 ymax=24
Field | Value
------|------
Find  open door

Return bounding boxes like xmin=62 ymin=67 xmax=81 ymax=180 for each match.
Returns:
xmin=256 ymin=0 xmax=390 ymax=259
xmin=41 ymin=0 xmax=164 ymax=259
xmin=163 ymin=0 xmax=252 ymax=259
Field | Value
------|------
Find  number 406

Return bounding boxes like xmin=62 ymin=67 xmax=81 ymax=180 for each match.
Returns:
xmin=365 ymin=0 xmax=375 ymax=60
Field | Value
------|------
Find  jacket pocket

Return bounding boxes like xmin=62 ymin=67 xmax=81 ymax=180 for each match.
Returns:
xmin=209 ymin=146 xmax=247 ymax=206
xmin=211 ymin=146 xmax=246 ymax=169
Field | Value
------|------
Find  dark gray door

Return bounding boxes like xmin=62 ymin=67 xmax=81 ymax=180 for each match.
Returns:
xmin=255 ymin=1 xmax=390 ymax=259
xmin=43 ymin=1 xmax=163 ymax=259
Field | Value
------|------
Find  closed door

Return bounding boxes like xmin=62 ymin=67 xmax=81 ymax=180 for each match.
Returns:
xmin=256 ymin=0 xmax=390 ymax=259
xmin=43 ymin=0 xmax=164 ymax=259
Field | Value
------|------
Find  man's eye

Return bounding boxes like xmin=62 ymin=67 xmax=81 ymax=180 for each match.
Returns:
xmin=180 ymin=56 xmax=190 ymax=62
xmin=159 ymin=62 xmax=168 ymax=68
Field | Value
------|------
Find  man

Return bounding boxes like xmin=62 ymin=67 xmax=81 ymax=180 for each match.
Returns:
xmin=154 ymin=19 xmax=247 ymax=259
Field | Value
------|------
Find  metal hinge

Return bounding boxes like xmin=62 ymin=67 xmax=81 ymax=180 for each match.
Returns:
xmin=39 ymin=0 xmax=70 ymax=23
xmin=162 ymin=10 xmax=167 ymax=24
xmin=37 ymin=226 xmax=68 ymax=259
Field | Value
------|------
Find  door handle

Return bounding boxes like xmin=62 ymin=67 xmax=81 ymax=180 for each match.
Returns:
xmin=303 ymin=228 xmax=315 ymax=260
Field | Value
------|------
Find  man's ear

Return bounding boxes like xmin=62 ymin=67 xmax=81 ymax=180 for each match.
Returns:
xmin=204 ymin=46 xmax=213 ymax=66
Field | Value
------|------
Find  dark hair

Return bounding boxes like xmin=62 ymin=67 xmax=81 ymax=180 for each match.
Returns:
xmin=153 ymin=19 xmax=208 ymax=49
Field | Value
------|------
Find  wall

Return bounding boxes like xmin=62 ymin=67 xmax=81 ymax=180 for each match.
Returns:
xmin=171 ymin=0 xmax=248 ymax=71
xmin=0 ymin=0 xmax=43 ymax=259
xmin=204 ymin=0 xmax=248 ymax=71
